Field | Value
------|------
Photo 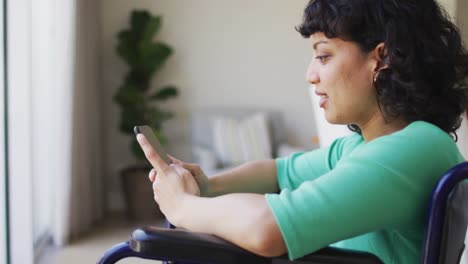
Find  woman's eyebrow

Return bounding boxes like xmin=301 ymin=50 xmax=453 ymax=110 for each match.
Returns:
xmin=313 ymin=40 xmax=329 ymax=50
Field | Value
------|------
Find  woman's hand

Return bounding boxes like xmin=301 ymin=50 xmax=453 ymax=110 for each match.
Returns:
xmin=137 ymin=134 xmax=200 ymax=224
xmin=148 ymin=154 xmax=210 ymax=197
xmin=168 ymin=155 xmax=210 ymax=196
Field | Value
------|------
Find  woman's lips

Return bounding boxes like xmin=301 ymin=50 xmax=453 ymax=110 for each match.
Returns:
xmin=315 ymin=91 xmax=328 ymax=108
xmin=319 ymin=97 xmax=328 ymax=108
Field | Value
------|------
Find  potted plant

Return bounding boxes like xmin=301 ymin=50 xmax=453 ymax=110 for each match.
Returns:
xmin=114 ymin=9 xmax=178 ymax=220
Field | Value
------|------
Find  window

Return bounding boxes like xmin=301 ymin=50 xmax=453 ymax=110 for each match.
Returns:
xmin=0 ymin=0 xmax=7 ymax=261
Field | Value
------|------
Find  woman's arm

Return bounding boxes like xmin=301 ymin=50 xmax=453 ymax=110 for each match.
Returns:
xmin=137 ymin=134 xmax=286 ymax=257
xmin=173 ymin=192 xmax=287 ymax=257
xmin=208 ymin=159 xmax=279 ymax=196
xmin=168 ymin=157 xmax=279 ymax=197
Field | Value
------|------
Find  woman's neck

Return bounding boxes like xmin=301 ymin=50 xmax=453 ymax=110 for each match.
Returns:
xmin=359 ymin=113 xmax=408 ymax=143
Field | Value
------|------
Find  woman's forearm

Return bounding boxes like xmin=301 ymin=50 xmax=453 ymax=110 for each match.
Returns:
xmin=137 ymin=130 xmax=284 ymax=256
xmin=207 ymin=159 xmax=279 ymax=197
xmin=174 ymin=193 xmax=286 ymax=257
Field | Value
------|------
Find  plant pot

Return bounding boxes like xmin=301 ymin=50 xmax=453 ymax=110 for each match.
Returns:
xmin=121 ymin=165 xmax=164 ymax=221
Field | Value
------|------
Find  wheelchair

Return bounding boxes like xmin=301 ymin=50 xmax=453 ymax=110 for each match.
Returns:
xmin=98 ymin=162 xmax=468 ymax=264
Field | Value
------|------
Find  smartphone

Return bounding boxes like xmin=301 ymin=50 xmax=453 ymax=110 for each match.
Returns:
xmin=134 ymin=125 xmax=171 ymax=165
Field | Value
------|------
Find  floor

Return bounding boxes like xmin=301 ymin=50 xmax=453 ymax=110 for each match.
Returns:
xmin=40 ymin=215 xmax=164 ymax=264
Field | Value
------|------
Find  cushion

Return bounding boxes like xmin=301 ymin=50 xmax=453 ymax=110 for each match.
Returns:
xmin=192 ymin=146 xmax=218 ymax=170
xmin=212 ymin=113 xmax=272 ymax=166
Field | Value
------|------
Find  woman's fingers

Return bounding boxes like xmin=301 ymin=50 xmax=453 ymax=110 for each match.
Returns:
xmin=136 ymin=134 xmax=171 ymax=174
xmin=171 ymin=164 xmax=201 ymax=196
xmin=183 ymin=163 xmax=202 ymax=176
xmin=168 ymin=155 xmax=201 ymax=175
xmin=171 ymin=164 xmax=192 ymax=179
xmin=168 ymin=155 xmax=183 ymax=165
xmin=149 ymin=169 xmax=156 ymax=182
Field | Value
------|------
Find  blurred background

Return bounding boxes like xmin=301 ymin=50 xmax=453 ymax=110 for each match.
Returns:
xmin=0 ymin=0 xmax=467 ymax=263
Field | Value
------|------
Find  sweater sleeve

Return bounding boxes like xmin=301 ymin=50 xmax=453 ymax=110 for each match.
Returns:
xmin=275 ymin=135 xmax=359 ymax=190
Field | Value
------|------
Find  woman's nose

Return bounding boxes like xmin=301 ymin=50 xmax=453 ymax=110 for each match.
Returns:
xmin=306 ymin=63 xmax=319 ymax=84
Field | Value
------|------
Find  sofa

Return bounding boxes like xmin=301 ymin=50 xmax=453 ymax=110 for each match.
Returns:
xmin=191 ymin=108 xmax=303 ymax=176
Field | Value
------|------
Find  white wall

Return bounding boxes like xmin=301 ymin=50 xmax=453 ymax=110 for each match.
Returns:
xmin=100 ymin=0 xmax=315 ymax=211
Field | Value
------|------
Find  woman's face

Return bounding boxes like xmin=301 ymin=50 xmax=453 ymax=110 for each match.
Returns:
xmin=307 ymin=32 xmax=380 ymax=127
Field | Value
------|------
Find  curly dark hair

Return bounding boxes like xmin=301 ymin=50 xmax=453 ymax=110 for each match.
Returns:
xmin=297 ymin=0 xmax=468 ymax=140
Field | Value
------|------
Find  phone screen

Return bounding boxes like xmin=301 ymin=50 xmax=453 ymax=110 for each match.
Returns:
xmin=134 ymin=125 xmax=171 ymax=165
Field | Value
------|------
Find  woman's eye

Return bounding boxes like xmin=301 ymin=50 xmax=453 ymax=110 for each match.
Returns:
xmin=315 ymin=55 xmax=330 ymax=62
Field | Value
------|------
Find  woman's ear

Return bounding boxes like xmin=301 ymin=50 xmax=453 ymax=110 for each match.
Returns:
xmin=373 ymin=43 xmax=389 ymax=72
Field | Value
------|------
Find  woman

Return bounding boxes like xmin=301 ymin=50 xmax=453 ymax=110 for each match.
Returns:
xmin=136 ymin=0 xmax=468 ymax=263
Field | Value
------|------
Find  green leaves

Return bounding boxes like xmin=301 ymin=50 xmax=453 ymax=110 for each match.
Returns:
xmin=140 ymin=15 xmax=161 ymax=44
xmin=116 ymin=31 xmax=136 ymax=65
xmin=119 ymin=108 xmax=145 ymax=134
xmin=137 ymin=43 xmax=172 ymax=78
xmin=115 ymin=9 xmax=179 ymax=161
xmin=130 ymin=11 xmax=158 ymax=37
xmin=150 ymin=85 xmax=178 ymax=100
xmin=116 ymin=9 xmax=171 ymax=75
xmin=113 ymin=84 xmax=145 ymax=107
xmin=115 ymin=95 xmax=175 ymax=136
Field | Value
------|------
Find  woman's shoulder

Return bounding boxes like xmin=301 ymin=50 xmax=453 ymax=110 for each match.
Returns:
xmin=343 ymin=121 xmax=464 ymax=185
xmin=328 ymin=121 xmax=463 ymax=166
xmin=383 ymin=121 xmax=456 ymax=148
xmin=360 ymin=121 xmax=463 ymax=166
xmin=402 ymin=121 xmax=452 ymax=136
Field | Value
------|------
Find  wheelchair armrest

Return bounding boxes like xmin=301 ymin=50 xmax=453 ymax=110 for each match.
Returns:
xmin=130 ymin=226 xmax=270 ymax=264
xmin=130 ymin=226 xmax=383 ymax=264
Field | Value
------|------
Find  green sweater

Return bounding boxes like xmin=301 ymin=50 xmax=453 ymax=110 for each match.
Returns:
xmin=265 ymin=121 xmax=464 ymax=263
